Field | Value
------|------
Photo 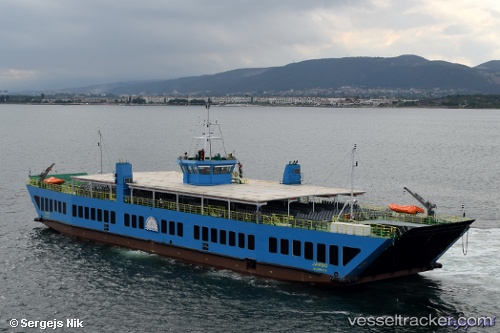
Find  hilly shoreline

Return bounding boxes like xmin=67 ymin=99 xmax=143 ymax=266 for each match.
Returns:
xmin=51 ymin=55 xmax=500 ymax=98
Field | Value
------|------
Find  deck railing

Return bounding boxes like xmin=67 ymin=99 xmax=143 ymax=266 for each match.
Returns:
xmin=358 ymin=204 xmax=469 ymax=224
xmin=28 ymin=179 xmax=116 ymax=201
xmin=124 ymin=196 xmax=399 ymax=239
xmin=30 ymin=178 xmax=467 ymax=239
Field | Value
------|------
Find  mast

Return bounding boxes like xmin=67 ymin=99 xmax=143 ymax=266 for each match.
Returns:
xmin=205 ymin=101 xmax=211 ymax=159
xmin=333 ymin=144 xmax=359 ymax=222
xmin=178 ymin=99 xmax=238 ymax=185
xmin=350 ymin=144 xmax=357 ymax=218
xmin=98 ymin=130 xmax=103 ymax=174
xmin=199 ymin=98 xmax=228 ymax=159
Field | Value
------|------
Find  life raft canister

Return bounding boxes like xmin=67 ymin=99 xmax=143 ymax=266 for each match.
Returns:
xmin=388 ymin=204 xmax=424 ymax=214
xmin=43 ymin=176 xmax=65 ymax=185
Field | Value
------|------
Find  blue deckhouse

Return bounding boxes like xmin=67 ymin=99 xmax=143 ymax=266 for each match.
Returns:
xmin=177 ymin=103 xmax=240 ymax=186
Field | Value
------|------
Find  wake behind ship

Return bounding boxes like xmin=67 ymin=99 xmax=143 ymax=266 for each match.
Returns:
xmin=26 ymin=105 xmax=474 ymax=286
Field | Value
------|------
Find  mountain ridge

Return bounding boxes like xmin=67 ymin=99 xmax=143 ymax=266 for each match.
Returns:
xmin=59 ymin=55 xmax=500 ymax=97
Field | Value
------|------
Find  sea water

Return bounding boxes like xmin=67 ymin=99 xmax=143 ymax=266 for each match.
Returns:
xmin=0 ymin=105 xmax=498 ymax=332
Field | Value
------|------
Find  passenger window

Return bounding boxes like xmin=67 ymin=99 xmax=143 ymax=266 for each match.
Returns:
xmin=280 ymin=239 xmax=289 ymax=255
xmin=248 ymin=235 xmax=255 ymax=250
xmin=229 ymin=231 xmax=236 ymax=246
xmin=211 ymin=228 xmax=218 ymax=243
xmin=219 ymin=230 xmax=227 ymax=244
xmin=269 ymin=237 xmax=277 ymax=253
xmin=304 ymin=242 xmax=313 ymax=260
xmin=202 ymin=226 xmax=209 ymax=241
xmin=317 ymin=243 xmax=326 ymax=263
xmin=292 ymin=240 xmax=301 ymax=256
xmin=329 ymin=245 xmax=339 ymax=266
xmin=238 ymin=233 xmax=245 ymax=248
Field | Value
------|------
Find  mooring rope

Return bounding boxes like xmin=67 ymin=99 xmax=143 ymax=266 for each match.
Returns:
xmin=462 ymin=230 xmax=469 ymax=255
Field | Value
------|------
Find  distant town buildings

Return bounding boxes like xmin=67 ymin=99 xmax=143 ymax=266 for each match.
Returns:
xmin=27 ymin=94 xmax=397 ymax=107
xmin=6 ymin=90 xmax=500 ymax=108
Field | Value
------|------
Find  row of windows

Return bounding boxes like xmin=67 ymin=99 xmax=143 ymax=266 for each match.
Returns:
xmin=34 ymin=196 xmax=67 ymax=215
xmin=268 ymin=237 xmax=360 ymax=266
xmin=35 ymin=194 xmax=356 ymax=266
xmin=124 ymin=213 xmax=145 ymax=229
xmin=180 ymin=164 xmax=233 ymax=175
xmin=160 ymin=219 xmax=184 ymax=237
xmin=72 ymin=205 xmax=116 ymax=224
xmin=123 ymin=215 xmax=184 ymax=237
xmin=193 ymin=225 xmax=255 ymax=250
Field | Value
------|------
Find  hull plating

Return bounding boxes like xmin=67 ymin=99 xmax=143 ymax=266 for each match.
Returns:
xmin=37 ymin=218 xmax=447 ymax=286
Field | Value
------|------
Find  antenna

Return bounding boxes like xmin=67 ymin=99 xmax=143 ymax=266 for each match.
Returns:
xmin=203 ymin=98 xmax=219 ymax=159
xmin=335 ymin=144 xmax=358 ymax=222
xmin=205 ymin=100 xmax=211 ymax=158
xmin=350 ymin=144 xmax=357 ymax=219
xmin=98 ymin=130 xmax=103 ymax=174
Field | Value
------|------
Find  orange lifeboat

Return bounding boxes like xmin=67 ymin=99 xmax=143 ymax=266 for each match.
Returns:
xmin=388 ymin=204 xmax=425 ymax=215
xmin=43 ymin=176 xmax=65 ymax=185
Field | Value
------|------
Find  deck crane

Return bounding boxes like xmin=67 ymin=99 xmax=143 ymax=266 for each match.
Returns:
xmin=39 ymin=163 xmax=55 ymax=182
xmin=403 ymin=187 xmax=437 ymax=217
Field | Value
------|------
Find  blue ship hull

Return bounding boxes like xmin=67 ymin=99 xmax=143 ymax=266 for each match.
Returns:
xmin=25 ymin=108 xmax=473 ymax=286
xmin=26 ymin=171 xmax=473 ymax=286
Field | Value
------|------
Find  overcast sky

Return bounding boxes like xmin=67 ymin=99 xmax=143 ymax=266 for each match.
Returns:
xmin=1 ymin=0 xmax=500 ymax=92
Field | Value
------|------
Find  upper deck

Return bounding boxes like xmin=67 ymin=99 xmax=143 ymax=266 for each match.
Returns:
xmin=73 ymin=171 xmax=364 ymax=205
xmin=28 ymin=166 xmax=471 ymax=240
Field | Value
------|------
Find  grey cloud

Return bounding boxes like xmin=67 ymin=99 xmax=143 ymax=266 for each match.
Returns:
xmin=0 ymin=0 xmax=498 ymax=91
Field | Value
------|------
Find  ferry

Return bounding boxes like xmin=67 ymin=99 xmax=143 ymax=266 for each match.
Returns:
xmin=26 ymin=104 xmax=474 ymax=286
